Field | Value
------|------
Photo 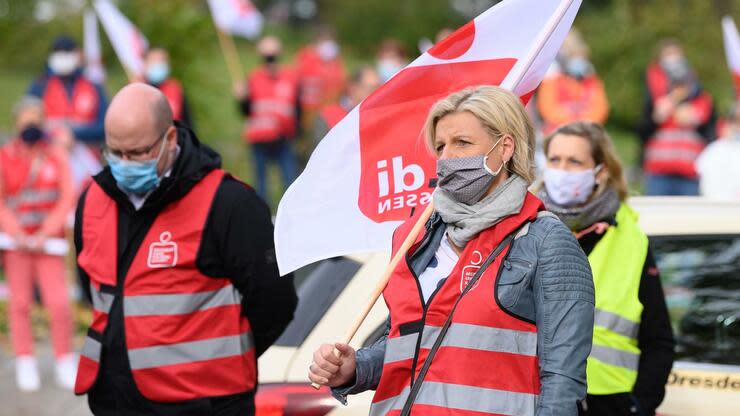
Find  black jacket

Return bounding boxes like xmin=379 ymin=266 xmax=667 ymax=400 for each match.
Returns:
xmin=74 ymin=124 xmax=297 ymax=415
xmin=578 ymin=226 xmax=675 ymax=416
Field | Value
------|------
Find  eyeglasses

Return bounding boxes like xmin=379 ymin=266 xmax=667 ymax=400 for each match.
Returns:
xmin=104 ymin=127 xmax=170 ymax=162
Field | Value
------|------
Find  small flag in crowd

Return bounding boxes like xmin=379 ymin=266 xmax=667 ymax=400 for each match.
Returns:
xmin=83 ymin=8 xmax=105 ymax=84
xmin=93 ymin=0 xmax=148 ymax=77
xmin=722 ymin=16 xmax=740 ymax=97
xmin=207 ymin=0 xmax=264 ymax=40
xmin=275 ymin=0 xmax=583 ymax=275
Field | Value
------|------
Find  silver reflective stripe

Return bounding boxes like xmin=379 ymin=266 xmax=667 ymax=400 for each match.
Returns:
xmin=128 ymin=332 xmax=253 ymax=370
xmin=421 ymin=324 xmax=538 ymax=357
xmin=90 ymin=285 xmax=114 ymax=313
xmin=124 ymin=285 xmax=241 ymax=317
xmin=383 ymin=324 xmax=537 ymax=365
xmin=370 ymin=382 xmax=537 ymax=416
xmin=384 ymin=333 xmax=418 ymax=363
xmin=594 ymin=308 xmax=639 ymax=340
xmin=7 ymin=189 xmax=60 ymax=208
xmin=590 ymin=344 xmax=639 ymax=371
xmin=81 ymin=337 xmax=102 ymax=363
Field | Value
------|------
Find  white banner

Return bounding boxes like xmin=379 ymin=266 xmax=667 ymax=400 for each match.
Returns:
xmin=275 ymin=0 xmax=582 ymax=275
xmin=722 ymin=16 xmax=740 ymax=95
xmin=207 ymin=0 xmax=263 ymax=40
xmin=94 ymin=0 xmax=148 ymax=77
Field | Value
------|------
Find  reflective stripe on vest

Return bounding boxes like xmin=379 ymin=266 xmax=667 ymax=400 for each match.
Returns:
xmin=372 ymin=194 xmax=544 ymax=416
xmin=80 ymin=336 xmax=102 ymax=363
xmin=6 ymin=189 xmax=60 ymax=208
xmin=586 ymin=203 xmax=647 ymax=394
xmin=370 ymin=382 xmax=538 ymax=416
xmin=128 ymin=333 xmax=253 ymax=370
xmin=124 ymin=285 xmax=241 ymax=316
xmin=90 ymin=284 xmax=114 ymax=313
xmin=384 ymin=323 xmax=537 ymax=363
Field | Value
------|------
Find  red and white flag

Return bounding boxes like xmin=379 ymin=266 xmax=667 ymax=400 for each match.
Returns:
xmin=94 ymin=0 xmax=148 ymax=77
xmin=84 ymin=9 xmax=105 ymax=84
xmin=207 ymin=0 xmax=263 ymax=40
xmin=275 ymin=0 xmax=582 ymax=275
xmin=722 ymin=15 xmax=740 ymax=97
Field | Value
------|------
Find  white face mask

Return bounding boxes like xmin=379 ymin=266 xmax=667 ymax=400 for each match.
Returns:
xmin=316 ymin=40 xmax=339 ymax=61
xmin=49 ymin=52 xmax=80 ymax=76
xmin=543 ymin=165 xmax=602 ymax=207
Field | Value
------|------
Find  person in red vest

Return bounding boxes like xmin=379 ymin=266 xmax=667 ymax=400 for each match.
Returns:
xmin=74 ymin=83 xmax=297 ymax=415
xmin=28 ymin=35 xmax=108 ymax=197
xmin=0 ymin=96 xmax=76 ymax=392
xmin=310 ymin=86 xmax=595 ymax=416
xmin=143 ymin=47 xmax=195 ymax=130
xmin=312 ymin=66 xmax=380 ymax=147
xmin=637 ymin=39 xmax=716 ymax=196
xmin=28 ymin=35 xmax=108 ymax=146
xmin=235 ymin=36 xmax=301 ymax=202
xmin=295 ymin=27 xmax=348 ymax=123
xmin=537 ymin=29 xmax=609 ymax=136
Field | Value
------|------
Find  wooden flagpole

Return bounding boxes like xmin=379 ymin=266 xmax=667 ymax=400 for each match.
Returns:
xmin=214 ymin=27 xmax=244 ymax=88
xmin=311 ymin=202 xmax=434 ymax=389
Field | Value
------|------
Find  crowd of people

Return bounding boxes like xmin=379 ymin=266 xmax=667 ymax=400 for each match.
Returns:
xmin=0 ymin=22 xmax=737 ymax=416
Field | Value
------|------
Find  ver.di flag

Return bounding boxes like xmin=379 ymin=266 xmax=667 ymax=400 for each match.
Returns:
xmin=84 ymin=8 xmax=105 ymax=84
xmin=722 ymin=15 xmax=740 ymax=97
xmin=94 ymin=0 xmax=148 ymax=77
xmin=275 ymin=0 xmax=582 ymax=275
xmin=207 ymin=0 xmax=263 ymax=40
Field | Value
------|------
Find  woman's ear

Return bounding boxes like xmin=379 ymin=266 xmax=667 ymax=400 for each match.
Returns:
xmin=501 ymin=134 xmax=516 ymax=164
xmin=595 ymin=163 xmax=608 ymax=184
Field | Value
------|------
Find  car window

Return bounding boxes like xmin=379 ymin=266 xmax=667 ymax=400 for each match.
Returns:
xmin=651 ymin=235 xmax=740 ymax=365
xmin=274 ymin=257 xmax=362 ymax=347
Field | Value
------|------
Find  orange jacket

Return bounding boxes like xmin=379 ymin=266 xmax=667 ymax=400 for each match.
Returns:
xmin=537 ymin=72 xmax=609 ymax=135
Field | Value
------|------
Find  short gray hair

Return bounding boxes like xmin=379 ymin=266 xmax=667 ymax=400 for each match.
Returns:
xmin=13 ymin=96 xmax=44 ymax=118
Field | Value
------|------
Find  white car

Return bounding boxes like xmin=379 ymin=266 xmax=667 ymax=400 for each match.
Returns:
xmin=256 ymin=197 xmax=740 ymax=416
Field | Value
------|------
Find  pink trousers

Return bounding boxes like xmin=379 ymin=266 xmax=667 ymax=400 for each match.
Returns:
xmin=5 ymin=250 xmax=72 ymax=358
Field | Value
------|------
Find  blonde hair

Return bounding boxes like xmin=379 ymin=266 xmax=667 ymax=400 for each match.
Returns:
xmin=424 ymin=86 xmax=536 ymax=183
xmin=543 ymin=121 xmax=629 ymax=201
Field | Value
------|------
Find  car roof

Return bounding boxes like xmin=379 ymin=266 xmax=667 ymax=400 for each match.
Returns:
xmin=628 ymin=196 xmax=740 ymax=236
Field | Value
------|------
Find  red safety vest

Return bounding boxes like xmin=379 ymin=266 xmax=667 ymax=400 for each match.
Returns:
xmin=0 ymin=139 xmax=64 ymax=235
xmin=244 ymin=67 xmax=299 ymax=144
xmin=371 ymin=193 xmax=543 ymax=416
xmin=74 ymin=169 xmax=257 ymax=402
xmin=159 ymin=78 xmax=185 ymax=122
xmin=644 ymin=64 xmax=712 ymax=178
xmin=296 ymin=47 xmax=347 ymax=111
xmin=319 ymin=103 xmax=348 ymax=130
xmin=541 ymin=73 xmax=607 ymax=135
xmin=43 ymin=76 xmax=99 ymax=126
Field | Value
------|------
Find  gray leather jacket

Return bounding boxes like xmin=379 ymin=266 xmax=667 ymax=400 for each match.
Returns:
xmin=333 ymin=212 xmax=595 ymax=416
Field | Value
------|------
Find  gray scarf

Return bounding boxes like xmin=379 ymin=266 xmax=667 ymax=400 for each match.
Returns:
xmin=434 ymin=174 xmax=528 ymax=247
xmin=538 ymin=187 xmax=620 ymax=231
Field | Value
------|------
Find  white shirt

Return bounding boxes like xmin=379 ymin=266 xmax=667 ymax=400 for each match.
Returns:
xmin=417 ymin=233 xmax=460 ymax=303
xmin=695 ymin=137 xmax=740 ymax=199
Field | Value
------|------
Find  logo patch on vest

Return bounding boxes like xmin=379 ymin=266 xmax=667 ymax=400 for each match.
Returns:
xmin=460 ymin=250 xmax=484 ymax=293
xmin=147 ymin=231 xmax=178 ymax=268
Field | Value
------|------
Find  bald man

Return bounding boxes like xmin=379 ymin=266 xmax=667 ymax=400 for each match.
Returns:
xmin=73 ymin=83 xmax=297 ymax=415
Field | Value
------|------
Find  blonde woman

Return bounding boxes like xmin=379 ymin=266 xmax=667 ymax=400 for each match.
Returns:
xmin=310 ymin=86 xmax=595 ymax=416
xmin=537 ymin=122 xmax=675 ymax=416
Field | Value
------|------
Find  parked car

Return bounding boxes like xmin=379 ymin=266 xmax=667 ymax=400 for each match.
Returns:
xmin=256 ymin=197 xmax=740 ymax=416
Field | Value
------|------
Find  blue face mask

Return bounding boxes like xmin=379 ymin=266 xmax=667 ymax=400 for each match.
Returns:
xmin=145 ymin=63 xmax=170 ymax=85
xmin=106 ymin=136 xmax=167 ymax=195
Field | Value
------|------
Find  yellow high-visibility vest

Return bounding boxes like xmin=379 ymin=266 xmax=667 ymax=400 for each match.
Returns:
xmin=586 ymin=203 xmax=648 ymax=394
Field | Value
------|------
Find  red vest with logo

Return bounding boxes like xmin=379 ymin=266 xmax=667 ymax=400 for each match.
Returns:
xmin=371 ymin=193 xmax=543 ymax=416
xmin=0 ymin=139 xmax=64 ymax=235
xmin=159 ymin=78 xmax=185 ymax=122
xmin=644 ymin=64 xmax=712 ymax=178
xmin=296 ymin=47 xmax=347 ymax=111
xmin=244 ymin=67 xmax=299 ymax=144
xmin=319 ymin=103 xmax=348 ymax=130
xmin=74 ymin=169 xmax=257 ymax=402
xmin=43 ymin=76 xmax=99 ymax=126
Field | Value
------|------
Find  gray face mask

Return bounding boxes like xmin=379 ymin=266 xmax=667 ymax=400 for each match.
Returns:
xmin=436 ymin=138 xmax=505 ymax=205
